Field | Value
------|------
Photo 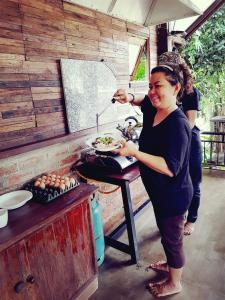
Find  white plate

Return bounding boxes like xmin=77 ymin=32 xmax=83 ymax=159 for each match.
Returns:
xmin=0 ymin=190 xmax=33 ymax=210
xmin=86 ymin=133 xmax=121 ymax=152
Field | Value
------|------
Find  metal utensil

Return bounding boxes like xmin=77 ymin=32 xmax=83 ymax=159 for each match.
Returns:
xmin=96 ymin=98 xmax=116 ymax=133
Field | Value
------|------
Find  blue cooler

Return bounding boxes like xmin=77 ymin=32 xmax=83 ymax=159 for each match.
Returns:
xmin=91 ymin=195 xmax=105 ymax=266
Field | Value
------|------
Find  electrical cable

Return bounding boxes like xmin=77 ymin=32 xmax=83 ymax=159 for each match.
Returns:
xmin=74 ymin=169 xmax=120 ymax=194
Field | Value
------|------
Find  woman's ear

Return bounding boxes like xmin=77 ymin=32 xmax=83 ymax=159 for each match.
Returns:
xmin=174 ymin=82 xmax=181 ymax=96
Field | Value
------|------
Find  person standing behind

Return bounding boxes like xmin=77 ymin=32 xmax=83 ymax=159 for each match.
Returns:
xmin=158 ymin=52 xmax=202 ymax=235
xmin=180 ymin=86 xmax=202 ymax=235
xmin=113 ymin=64 xmax=193 ymax=297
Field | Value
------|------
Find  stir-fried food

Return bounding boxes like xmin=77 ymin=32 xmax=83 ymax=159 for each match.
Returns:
xmin=92 ymin=136 xmax=119 ymax=150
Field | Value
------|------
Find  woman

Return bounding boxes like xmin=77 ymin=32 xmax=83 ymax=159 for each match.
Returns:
xmin=158 ymin=51 xmax=202 ymax=235
xmin=113 ymin=65 xmax=193 ymax=297
xmin=180 ymin=87 xmax=202 ymax=235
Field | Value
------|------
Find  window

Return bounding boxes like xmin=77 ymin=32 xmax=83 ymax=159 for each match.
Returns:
xmin=128 ymin=36 xmax=149 ymax=81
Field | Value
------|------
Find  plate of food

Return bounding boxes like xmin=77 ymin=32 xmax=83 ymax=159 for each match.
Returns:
xmin=86 ymin=133 xmax=122 ymax=152
xmin=0 ymin=190 xmax=33 ymax=210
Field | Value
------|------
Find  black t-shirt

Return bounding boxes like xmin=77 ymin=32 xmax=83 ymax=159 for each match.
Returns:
xmin=139 ymin=96 xmax=193 ymax=217
xmin=180 ymin=87 xmax=201 ymax=133
xmin=181 ymin=87 xmax=201 ymax=113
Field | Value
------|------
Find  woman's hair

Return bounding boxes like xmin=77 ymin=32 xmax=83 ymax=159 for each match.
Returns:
xmin=151 ymin=65 xmax=184 ymax=99
xmin=158 ymin=51 xmax=194 ymax=95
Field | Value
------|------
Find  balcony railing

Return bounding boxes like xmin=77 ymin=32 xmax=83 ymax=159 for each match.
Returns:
xmin=201 ymin=131 xmax=225 ymax=169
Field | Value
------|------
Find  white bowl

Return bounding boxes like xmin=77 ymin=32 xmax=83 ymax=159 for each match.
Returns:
xmin=0 ymin=190 xmax=33 ymax=210
xmin=0 ymin=209 xmax=8 ymax=228
xmin=86 ymin=132 xmax=122 ymax=152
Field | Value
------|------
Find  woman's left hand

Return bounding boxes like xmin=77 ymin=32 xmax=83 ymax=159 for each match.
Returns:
xmin=114 ymin=140 xmax=138 ymax=157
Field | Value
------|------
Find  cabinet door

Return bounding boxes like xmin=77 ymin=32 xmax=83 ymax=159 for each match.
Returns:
xmin=24 ymin=201 xmax=97 ymax=300
xmin=0 ymin=200 xmax=97 ymax=300
xmin=0 ymin=244 xmax=29 ymax=300
xmin=24 ymin=215 xmax=76 ymax=300
xmin=66 ymin=200 xmax=97 ymax=295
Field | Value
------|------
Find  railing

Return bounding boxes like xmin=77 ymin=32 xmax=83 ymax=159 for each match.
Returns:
xmin=201 ymin=131 xmax=225 ymax=169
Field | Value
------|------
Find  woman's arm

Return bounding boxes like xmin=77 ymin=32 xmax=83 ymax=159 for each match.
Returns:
xmin=135 ymin=150 xmax=174 ymax=177
xmin=182 ymin=87 xmax=201 ymax=129
xmin=114 ymin=141 xmax=174 ymax=177
xmin=113 ymin=89 xmax=145 ymax=106
xmin=185 ymin=110 xmax=197 ymax=129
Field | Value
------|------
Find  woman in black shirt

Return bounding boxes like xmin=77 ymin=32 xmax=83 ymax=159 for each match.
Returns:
xmin=113 ymin=65 xmax=193 ymax=297
xmin=158 ymin=51 xmax=202 ymax=235
xmin=180 ymin=88 xmax=202 ymax=235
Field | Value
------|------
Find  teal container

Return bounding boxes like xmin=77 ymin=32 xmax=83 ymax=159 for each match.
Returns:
xmin=91 ymin=195 xmax=105 ymax=266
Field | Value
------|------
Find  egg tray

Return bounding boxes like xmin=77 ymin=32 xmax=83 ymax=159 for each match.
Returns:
xmin=23 ymin=179 xmax=80 ymax=203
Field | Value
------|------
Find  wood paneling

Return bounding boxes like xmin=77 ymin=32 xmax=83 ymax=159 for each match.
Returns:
xmin=0 ymin=0 xmax=153 ymax=153
xmin=0 ymin=184 xmax=97 ymax=300
xmin=0 ymin=88 xmax=32 ymax=102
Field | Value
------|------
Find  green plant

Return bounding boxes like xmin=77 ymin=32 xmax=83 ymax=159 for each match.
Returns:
xmin=134 ymin=56 xmax=146 ymax=81
xmin=181 ymin=5 xmax=225 ymax=117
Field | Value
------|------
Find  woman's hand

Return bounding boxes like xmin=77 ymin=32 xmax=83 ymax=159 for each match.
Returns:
xmin=114 ymin=140 xmax=138 ymax=157
xmin=113 ymin=89 xmax=130 ymax=104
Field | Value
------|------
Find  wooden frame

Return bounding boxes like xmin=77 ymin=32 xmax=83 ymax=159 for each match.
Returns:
xmin=129 ymin=38 xmax=150 ymax=81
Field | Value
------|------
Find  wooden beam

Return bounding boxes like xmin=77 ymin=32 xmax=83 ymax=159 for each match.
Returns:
xmin=156 ymin=23 xmax=168 ymax=57
xmin=185 ymin=0 xmax=224 ymax=39
xmin=107 ymin=0 xmax=118 ymax=14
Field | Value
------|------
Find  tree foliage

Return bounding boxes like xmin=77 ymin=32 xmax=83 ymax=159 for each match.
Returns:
xmin=134 ymin=55 xmax=146 ymax=81
xmin=181 ymin=4 xmax=225 ymax=116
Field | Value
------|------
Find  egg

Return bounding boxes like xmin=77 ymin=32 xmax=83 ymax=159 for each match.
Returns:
xmin=54 ymin=182 xmax=60 ymax=188
xmin=59 ymin=183 xmax=65 ymax=191
xmin=70 ymin=178 xmax=75 ymax=185
xmin=39 ymin=182 xmax=45 ymax=189
xmin=65 ymin=181 xmax=70 ymax=188
xmin=34 ymin=180 xmax=41 ymax=187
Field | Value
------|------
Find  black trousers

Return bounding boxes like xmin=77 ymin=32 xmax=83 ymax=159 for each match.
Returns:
xmin=187 ymin=129 xmax=202 ymax=223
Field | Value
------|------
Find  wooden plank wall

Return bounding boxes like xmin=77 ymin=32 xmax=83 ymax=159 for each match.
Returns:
xmin=0 ymin=0 xmax=154 ymax=152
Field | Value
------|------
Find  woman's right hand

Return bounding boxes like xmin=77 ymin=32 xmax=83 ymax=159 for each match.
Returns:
xmin=113 ymin=89 xmax=129 ymax=104
xmin=113 ymin=140 xmax=138 ymax=157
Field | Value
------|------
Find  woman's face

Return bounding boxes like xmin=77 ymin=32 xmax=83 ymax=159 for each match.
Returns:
xmin=148 ymin=72 xmax=179 ymax=110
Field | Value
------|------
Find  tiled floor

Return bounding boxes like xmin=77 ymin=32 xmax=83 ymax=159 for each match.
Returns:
xmin=90 ymin=169 xmax=225 ymax=300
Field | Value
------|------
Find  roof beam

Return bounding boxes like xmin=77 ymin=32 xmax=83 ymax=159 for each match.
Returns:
xmin=107 ymin=0 xmax=118 ymax=14
xmin=185 ymin=0 xmax=224 ymax=39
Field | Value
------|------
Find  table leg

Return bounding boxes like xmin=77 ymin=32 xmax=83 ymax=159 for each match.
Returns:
xmin=121 ymin=181 xmax=139 ymax=263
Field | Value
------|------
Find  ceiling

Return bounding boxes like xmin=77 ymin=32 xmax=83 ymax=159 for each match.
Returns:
xmin=169 ymin=0 xmax=215 ymax=31
xmin=65 ymin=0 xmax=202 ymax=26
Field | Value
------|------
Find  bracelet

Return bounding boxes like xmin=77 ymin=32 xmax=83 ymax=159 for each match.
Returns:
xmin=128 ymin=93 xmax=135 ymax=104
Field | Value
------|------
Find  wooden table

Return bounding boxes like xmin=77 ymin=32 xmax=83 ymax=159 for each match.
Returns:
xmin=77 ymin=163 xmax=149 ymax=264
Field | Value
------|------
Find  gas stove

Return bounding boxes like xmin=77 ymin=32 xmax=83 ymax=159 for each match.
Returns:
xmin=80 ymin=148 xmax=137 ymax=172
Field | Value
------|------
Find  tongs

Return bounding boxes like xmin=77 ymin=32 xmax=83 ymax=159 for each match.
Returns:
xmin=96 ymin=98 xmax=116 ymax=133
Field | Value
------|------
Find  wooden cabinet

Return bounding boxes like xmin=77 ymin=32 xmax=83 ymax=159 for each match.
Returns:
xmin=0 ymin=183 xmax=98 ymax=300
